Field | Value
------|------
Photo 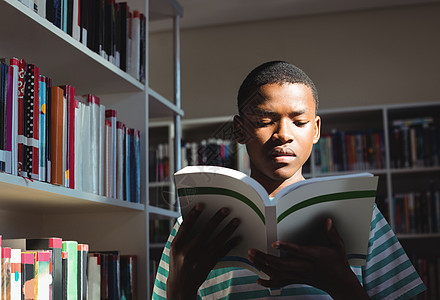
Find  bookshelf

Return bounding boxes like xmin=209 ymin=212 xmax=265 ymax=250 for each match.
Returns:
xmin=178 ymin=101 xmax=440 ymax=245
xmin=0 ymin=0 xmax=183 ymax=298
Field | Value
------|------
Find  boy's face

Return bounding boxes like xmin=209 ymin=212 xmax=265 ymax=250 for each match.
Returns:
xmin=235 ymin=83 xmax=320 ymax=188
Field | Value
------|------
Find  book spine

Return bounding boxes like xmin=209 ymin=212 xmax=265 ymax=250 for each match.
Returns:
xmin=105 ymin=109 xmax=117 ymax=198
xmin=50 ymin=86 xmax=64 ymax=185
xmin=38 ymin=75 xmax=47 ymax=182
xmin=116 ymin=121 xmax=125 ymax=200
xmin=87 ymin=95 xmax=100 ymax=195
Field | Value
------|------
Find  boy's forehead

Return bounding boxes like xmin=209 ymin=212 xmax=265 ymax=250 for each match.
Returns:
xmin=241 ymin=83 xmax=316 ymax=115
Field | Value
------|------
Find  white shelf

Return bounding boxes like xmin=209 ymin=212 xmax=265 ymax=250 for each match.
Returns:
xmin=148 ymin=205 xmax=180 ymax=218
xmin=0 ymin=173 xmax=144 ymax=213
xmin=150 ymin=0 xmax=183 ymax=21
xmin=149 ymin=87 xmax=184 ymax=118
xmin=0 ymin=0 xmax=144 ymax=96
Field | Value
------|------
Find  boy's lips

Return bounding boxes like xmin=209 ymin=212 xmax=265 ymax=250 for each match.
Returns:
xmin=270 ymin=147 xmax=296 ymax=162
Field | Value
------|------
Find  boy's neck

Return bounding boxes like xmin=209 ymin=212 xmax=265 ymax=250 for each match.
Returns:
xmin=251 ymin=169 xmax=305 ymax=198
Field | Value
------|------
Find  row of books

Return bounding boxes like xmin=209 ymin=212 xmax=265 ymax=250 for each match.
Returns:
xmin=392 ymin=189 xmax=440 ymax=234
xmin=149 ymin=139 xmax=235 ymax=183
xmin=313 ymin=130 xmax=386 ymax=174
xmin=182 ymin=139 xmax=234 ymax=169
xmin=0 ymin=236 xmax=137 ymax=300
xmin=390 ymin=118 xmax=439 ymax=169
xmin=0 ymin=57 xmax=141 ymax=203
xmin=16 ymin=0 xmax=146 ymax=82
xmin=411 ymin=255 xmax=440 ymax=300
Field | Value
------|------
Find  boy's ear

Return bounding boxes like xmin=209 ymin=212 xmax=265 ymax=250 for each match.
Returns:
xmin=313 ymin=115 xmax=321 ymax=144
xmin=233 ymin=115 xmax=247 ymax=144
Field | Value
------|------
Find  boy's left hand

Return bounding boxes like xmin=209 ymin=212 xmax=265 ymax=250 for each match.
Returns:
xmin=248 ymin=218 xmax=370 ymax=300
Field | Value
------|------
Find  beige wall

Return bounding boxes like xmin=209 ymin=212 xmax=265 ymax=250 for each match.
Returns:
xmin=149 ymin=3 xmax=440 ymax=119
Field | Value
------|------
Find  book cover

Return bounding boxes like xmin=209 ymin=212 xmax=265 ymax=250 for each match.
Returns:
xmin=60 ymin=85 xmax=76 ymax=189
xmin=10 ymin=248 xmax=22 ymax=300
xmin=120 ymin=255 xmax=136 ymax=300
xmin=85 ymin=94 xmax=100 ymax=195
xmin=104 ymin=119 xmax=112 ymax=197
xmin=38 ymin=75 xmax=47 ymax=182
xmin=50 ymin=86 xmax=65 ymax=186
xmin=34 ymin=251 xmax=52 ymax=300
xmin=16 ymin=58 xmax=26 ymax=177
xmin=0 ymin=62 xmax=8 ymax=173
xmin=62 ymin=251 xmax=67 ymax=300
xmin=99 ymin=103 xmax=106 ymax=196
xmin=108 ymin=254 xmax=120 ymax=300
xmin=105 ymin=109 xmax=117 ymax=198
xmin=129 ymin=10 xmax=140 ymax=80
xmin=22 ymin=64 xmax=40 ymax=180
xmin=1 ymin=247 xmax=11 ymax=300
xmin=116 ymin=121 xmax=125 ymax=200
xmin=77 ymin=244 xmax=88 ymax=300
xmin=21 ymin=252 xmax=35 ymax=300
xmin=134 ymin=129 xmax=140 ymax=204
xmin=61 ymin=241 xmax=78 ymax=300
xmin=175 ymin=165 xmax=379 ymax=278
xmin=125 ymin=128 xmax=133 ymax=202
xmin=45 ymin=77 xmax=52 ymax=182
xmin=3 ymin=237 xmax=63 ymax=300
xmin=87 ymin=254 xmax=100 ymax=300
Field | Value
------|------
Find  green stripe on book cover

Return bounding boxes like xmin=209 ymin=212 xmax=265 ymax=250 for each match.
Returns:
xmin=178 ymin=187 xmax=266 ymax=224
xmin=277 ymin=190 xmax=377 ymax=223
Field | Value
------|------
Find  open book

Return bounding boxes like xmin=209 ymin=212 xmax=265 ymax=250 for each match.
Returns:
xmin=174 ymin=165 xmax=379 ymax=278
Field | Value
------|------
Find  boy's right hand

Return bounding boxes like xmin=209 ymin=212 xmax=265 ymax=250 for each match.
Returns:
xmin=167 ymin=203 xmax=241 ymax=300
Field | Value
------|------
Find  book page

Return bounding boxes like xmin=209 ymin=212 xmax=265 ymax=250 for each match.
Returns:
xmin=175 ymin=166 xmax=270 ymax=273
xmin=275 ymin=175 xmax=378 ymax=266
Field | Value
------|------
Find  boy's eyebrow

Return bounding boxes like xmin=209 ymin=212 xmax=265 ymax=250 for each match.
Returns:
xmin=248 ymin=107 xmax=307 ymax=117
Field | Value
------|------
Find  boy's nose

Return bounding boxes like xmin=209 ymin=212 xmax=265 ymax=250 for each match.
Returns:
xmin=273 ymin=119 xmax=294 ymax=143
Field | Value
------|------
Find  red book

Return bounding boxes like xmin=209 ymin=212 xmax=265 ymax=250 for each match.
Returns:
xmin=60 ymin=85 xmax=76 ymax=189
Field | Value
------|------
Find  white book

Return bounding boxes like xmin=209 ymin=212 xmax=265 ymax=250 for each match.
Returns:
xmin=87 ymin=255 xmax=101 ymax=300
xmin=129 ymin=11 xmax=140 ymax=80
xmin=175 ymin=166 xmax=378 ymax=279
xmin=86 ymin=95 xmax=100 ymax=195
xmin=99 ymin=104 xmax=106 ymax=196
xmin=104 ymin=120 xmax=112 ymax=197
xmin=116 ymin=122 xmax=125 ymax=200
xmin=72 ymin=0 xmax=80 ymax=41
xmin=105 ymin=110 xmax=117 ymax=198
xmin=10 ymin=248 xmax=22 ymax=300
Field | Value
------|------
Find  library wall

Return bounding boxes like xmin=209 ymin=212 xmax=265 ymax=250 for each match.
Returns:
xmin=149 ymin=3 xmax=440 ymax=119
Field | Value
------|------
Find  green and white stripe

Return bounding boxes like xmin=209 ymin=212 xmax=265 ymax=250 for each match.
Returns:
xmin=152 ymin=205 xmax=425 ymax=299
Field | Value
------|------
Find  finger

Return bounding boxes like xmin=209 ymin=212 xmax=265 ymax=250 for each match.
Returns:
xmin=212 ymin=235 xmax=242 ymax=263
xmin=172 ymin=203 xmax=204 ymax=250
xmin=273 ymin=241 xmax=318 ymax=260
xmin=191 ymin=207 xmax=230 ymax=246
xmin=210 ymin=217 xmax=241 ymax=248
xmin=324 ymin=218 xmax=345 ymax=253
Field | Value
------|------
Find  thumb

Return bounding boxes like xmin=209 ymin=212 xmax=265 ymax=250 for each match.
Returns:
xmin=325 ymin=218 xmax=345 ymax=252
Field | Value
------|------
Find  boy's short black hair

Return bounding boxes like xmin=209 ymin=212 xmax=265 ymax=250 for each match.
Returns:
xmin=237 ymin=61 xmax=319 ymax=115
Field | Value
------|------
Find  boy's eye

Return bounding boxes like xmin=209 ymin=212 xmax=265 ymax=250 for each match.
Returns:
xmin=254 ymin=120 xmax=274 ymax=127
xmin=294 ymin=121 xmax=308 ymax=127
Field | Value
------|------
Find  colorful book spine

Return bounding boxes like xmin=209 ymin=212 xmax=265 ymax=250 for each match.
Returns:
xmin=61 ymin=241 xmax=78 ymax=300
xmin=38 ymin=75 xmax=47 ymax=182
xmin=50 ymin=86 xmax=65 ymax=186
xmin=1 ymin=247 xmax=11 ymax=300
xmin=21 ymin=252 xmax=35 ymax=300
xmin=35 ymin=251 xmax=52 ymax=300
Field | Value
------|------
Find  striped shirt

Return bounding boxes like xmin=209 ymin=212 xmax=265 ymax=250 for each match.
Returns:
xmin=152 ymin=205 xmax=425 ymax=299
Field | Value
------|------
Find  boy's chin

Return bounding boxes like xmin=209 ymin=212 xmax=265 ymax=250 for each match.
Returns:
xmin=271 ymin=167 xmax=302 ymax=181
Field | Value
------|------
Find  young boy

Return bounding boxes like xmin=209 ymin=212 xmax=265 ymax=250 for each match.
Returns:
xmin=152 ymin=61 xmax=425 ymax=299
